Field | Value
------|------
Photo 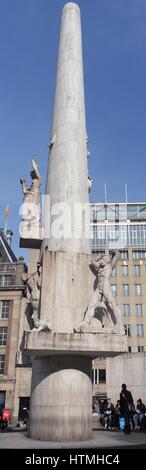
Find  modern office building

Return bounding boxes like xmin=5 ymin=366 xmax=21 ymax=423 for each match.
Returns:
xmin=91 ymin=202 xmax=146 ymax=400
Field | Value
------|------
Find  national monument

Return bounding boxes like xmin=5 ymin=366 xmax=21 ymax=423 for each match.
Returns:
xmin=21 ymin=2 xmax=127 ymax=441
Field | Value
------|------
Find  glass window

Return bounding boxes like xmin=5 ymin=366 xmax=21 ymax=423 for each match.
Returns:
xmin=137 ymin=324 xmax=144 ymax=337
xmin=128 ymin=346 xmax=132 ymax=353
xmin=119 ymin=251 xmax=128 ymax=259
xmin=133 ymin=265 xmax=141 ymax=276
xmin=123 ymin=304 xmax=130 ymax=316
xmin=135 ymin=284 xmax=141 ymax=296
xmin=0 ymin=276 xmax=12 ymax=287
xmin=122 ymin=265 xmax=128 ymax=276
xmin=132 ymin=250 xmax=146 ymax=259
xmin=0 ymin=355 xmax=5 ymax=374
xmin=3 ymin=276 xmax=12 ymax=287
xmin=124 ymin=324 xmax=131 ymax=336
xmin=123 ymin=284 xmax=129 ymax=296
xmin=0 ymin=327 xmax=7 ymax=346
xmin=0 ymin=301 xmax=10 ymax=319
xmin=92 ymin=369 xmax=99 ymax=385
xmin=136 ymin=304 xmax=143 ymax=316
xmin=111 ymin=266 xmax=117 ymax=277
xmin=138 ymin=346 xmax=144 ymax=352
xmin=99 ymin=369 xmax=106 ymax=384
xmin=111 ymin=284 xmax=117 ymax=297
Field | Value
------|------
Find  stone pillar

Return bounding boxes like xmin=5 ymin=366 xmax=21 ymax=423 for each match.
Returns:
xmin=42 ymin=1 xmax=90 ymax=254
xmin=29 ymin=356 xmax=92 ymax=441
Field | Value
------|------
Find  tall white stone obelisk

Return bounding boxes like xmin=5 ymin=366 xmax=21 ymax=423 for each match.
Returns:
xmin=23 ymin=2 xmax=127 ymax=442
xmin=29 ymin=3 xmax=92 ymax=441
xmin=43 ymin=1 xmax=90 ymax=254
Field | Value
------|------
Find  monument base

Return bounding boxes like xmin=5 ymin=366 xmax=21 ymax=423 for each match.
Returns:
xmin=23 ymin=331 xmax=127 ymax=358
xmin=29 ymin=355 xmax=92 ymax=441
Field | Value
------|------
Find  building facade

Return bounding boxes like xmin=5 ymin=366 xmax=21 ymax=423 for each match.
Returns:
xmin=0 ymin=229 xmax=28 ymax=419
xmin=1 ymin=201 xmax=146 ymax=420
xmin=91 ymin=202 xmax=146 ymax=401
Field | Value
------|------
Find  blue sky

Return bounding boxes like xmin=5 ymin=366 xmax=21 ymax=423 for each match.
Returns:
xmin=0 ymin=0 xmax=146 ymax=259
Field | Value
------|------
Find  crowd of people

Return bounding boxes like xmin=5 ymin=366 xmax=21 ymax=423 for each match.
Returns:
xmin=93 ymin=384 xmax=146 ymax=434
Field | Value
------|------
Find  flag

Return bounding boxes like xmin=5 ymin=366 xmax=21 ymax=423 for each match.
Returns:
xmin=4 ymin=205 xmax=9 ymax=217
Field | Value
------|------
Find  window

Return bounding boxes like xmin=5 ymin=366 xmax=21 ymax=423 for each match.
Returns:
xmin=92 ymin=369 xmax=106 ymax=384
xmin=99 ymin=369 xmax=106 ymax=384
xmin=123 ymin=304 xmax=130 ymax=317
xmin=0 ymin=276 xmax=12 ymax=287
xmin=0 ymin=355 xmax=5 ymax=374
xmin=135 ymin=284 xmax=141 ymax=296
xmin=111 ymin=266 xmax=117 ymax=277
xmin=119 ymin=250 xmax=128 ymax=260
xmin=0 ymin=327 xmax=7 ymax=347
xmin=128 ymin=346 xmax=132 ymax=353
xmin=111 ymin=284 xmax=117 ymax=297
xmin=122 ymin=265 xmax=128 ymax=276
xmin=137 ymin=324 xmax=144 ymax=337
xmin=132 ymin=250 xmax=146 ymax=259
xmin=92 ymin=369 xmax=99 ymax=385
xmin=0 ymin=301 xmax=10 ymax=319
xmin=124 ymin=324 xmax=131 ymax=336
xmin=133 ymin=265 xmax=140 ymax=276
xmin=123 ymin=284 xmax=129 ymax=296
xmin=138 ymin=346 xmax=144 ymax=352
xmin=136 ymin=304 xmax=143 ymax=316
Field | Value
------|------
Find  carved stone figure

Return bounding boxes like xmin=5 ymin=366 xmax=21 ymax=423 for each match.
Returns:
xmin=74 ymin=250 xmax=125 ymax=334
xmin=88 ymin=175 xmax=93 ymax=193
xmin=22 ymin=269 xmax=52 ymax=332
xmin=20 ymin=159 xmax=41 ymax=225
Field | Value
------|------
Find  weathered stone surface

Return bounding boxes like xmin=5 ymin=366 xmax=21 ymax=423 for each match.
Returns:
xmin=23 ymin=331 xmax=127 ymax=358
xmin=29 ymin=356 xmax=92 ymax=441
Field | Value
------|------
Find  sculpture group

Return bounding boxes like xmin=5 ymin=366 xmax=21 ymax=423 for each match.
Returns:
xmin=74 ymin=251 xmax=125 ymax=334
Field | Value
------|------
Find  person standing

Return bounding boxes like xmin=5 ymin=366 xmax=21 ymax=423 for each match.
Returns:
xmin=120 ymin=383 xmax=134 ymax=434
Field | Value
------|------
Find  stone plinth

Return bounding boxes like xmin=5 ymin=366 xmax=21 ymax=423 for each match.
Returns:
xmin=29 ymin=355 xmax=92 ymax=441
xmin=23 ymin=331 xmax=127 ymax=358
xmin=20 ymin=224 xmax=42 ymax=249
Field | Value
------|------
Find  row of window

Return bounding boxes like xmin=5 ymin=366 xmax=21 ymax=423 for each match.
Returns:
xmin=124 ymin=324 xmax=144 ymax=337
xmin=91 ymin=204 xmax=146 ymax=222
xmin=123 ymin=304 xmax=143 ymax=316
xmin=128 ymin=346 xmax=145 ymax=353
xmin=91 ymin=225 xmax=146 ymax=247
xmin=111 ymin=283 xmax=142 ymax=296
xmin=112 ymin=265 xmax=142 ymax=277
xmin=92 ymin=249 xmax=146 ymax=260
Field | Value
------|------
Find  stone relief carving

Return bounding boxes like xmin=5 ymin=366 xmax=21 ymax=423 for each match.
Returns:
xmin=74 ymin=250 xmax=125 ymax=334
xmin=22 ymin=268 xmax=52 ymax=332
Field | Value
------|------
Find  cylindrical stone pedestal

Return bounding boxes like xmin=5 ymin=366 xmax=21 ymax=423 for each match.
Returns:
xmin=29 ymin=355 xmax=92 ymax=441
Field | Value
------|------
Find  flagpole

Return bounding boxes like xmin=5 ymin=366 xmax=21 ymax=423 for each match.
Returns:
xmin=4 ymin=205 xmax=9 ymax=235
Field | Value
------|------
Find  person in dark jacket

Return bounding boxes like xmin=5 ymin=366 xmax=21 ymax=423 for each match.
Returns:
xmin=133 ymin=399 xmax=146 ymax=429
xmin=120 ymin=383 xmax=134 ymax=434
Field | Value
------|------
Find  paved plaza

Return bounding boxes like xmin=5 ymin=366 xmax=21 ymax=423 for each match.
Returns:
xmin=0 ymin=427 xmax=146 ymax=449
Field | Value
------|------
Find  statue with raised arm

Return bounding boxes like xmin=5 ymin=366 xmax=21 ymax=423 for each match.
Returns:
xmin=20 ymin=159 xmax=41 ymax=226
xmin=22 ymin=268 xmax=52 ymax=332
xmin=74 ymin=250 xmax=125 ymax=334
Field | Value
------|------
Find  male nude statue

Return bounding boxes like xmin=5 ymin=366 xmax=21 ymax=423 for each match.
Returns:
xmin=74 ymin=250 xmax=124 ymax=333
